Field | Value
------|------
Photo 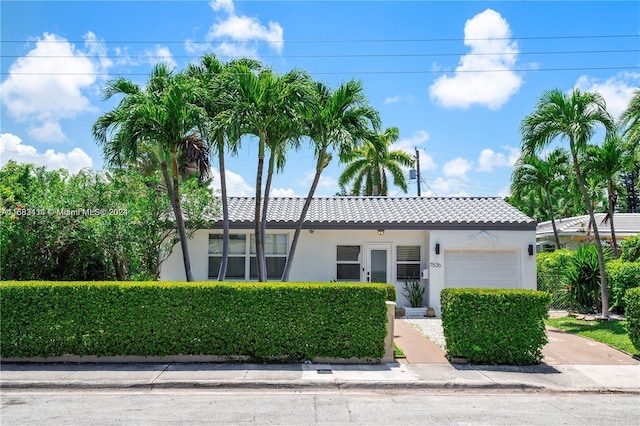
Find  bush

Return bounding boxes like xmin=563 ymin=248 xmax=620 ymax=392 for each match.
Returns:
xmin=0 ymin=281 xmax=394 ymax=361
xmin=537 ymin=250 xmax=573 ymax=309
xmin=624 ymin=287 xmax=640 ymax=353
xmin=566 ymin=244 xmax=610 ymax=313
xmin=401 ymin=280 xmax=425 ymax=308
xmin=441 ymin=288 xmax=551 ymax=365
xmin=620 ymin=234 xmax=640 ymax=262
xmin=606 ymin=260 xmax=640 ymax=314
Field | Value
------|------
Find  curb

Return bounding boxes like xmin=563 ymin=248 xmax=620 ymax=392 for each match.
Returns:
xmin=2 ymin=380 xmax=639 ymax=394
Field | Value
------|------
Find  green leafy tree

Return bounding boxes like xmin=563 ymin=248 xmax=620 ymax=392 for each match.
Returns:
xmin=511 ymin=148 xmax=570 ymax=249
xmin=338 ymin=127 xmax=415 ymax=196
xmin=521 ymin=88 xmax=615 ymax=316
xmin=93 ymin=64 xmax=211 ymax=281
xmin=620 ymin=88 xmax=640 ymax=149
xmin=282 ymin=80 xmax=380 ymax=281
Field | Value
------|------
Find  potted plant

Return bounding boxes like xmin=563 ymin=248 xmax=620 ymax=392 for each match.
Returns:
xmin=402 ymin=279 xmax=427 ymax=317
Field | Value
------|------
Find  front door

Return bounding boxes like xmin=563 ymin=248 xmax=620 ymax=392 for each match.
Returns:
xmin=365 ymin=243 xmax=391 ymax=283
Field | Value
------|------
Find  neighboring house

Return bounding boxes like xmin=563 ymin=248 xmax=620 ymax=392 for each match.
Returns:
xmin=536 ymin=213 xmax=640 ymax=252
xmin=160 ymin=196 xmax=537 ymax=315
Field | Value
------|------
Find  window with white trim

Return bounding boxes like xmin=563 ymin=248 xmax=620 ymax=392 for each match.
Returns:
xmin=336 ymin=245 xmax=361 ymax=281
xmin=396 ymin=245 xmax=421 ymax=281
xmin=208 ymin=233 xmax=288 ymax=280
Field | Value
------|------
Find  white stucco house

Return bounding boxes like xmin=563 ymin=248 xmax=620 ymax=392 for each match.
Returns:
xmin=536 ymin=213 xmax=640 ymax=252
xmin=160 ymin=196 xmax=537 ymax=315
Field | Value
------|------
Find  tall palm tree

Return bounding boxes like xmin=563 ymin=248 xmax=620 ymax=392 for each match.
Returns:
xmin=338 ymin=127 xmax=415 ymax=196
xmin=186 ymin=55 xmax=262 ymax=280
xmin=620 ymin=88 xmax=640 ymax=149
xmin=281 ymin=80 xmax=380 ymax=282
xmin=93 ymin=64 xmax=211 ymax=282
xmin=585 ymin=132 xmax=630 ymax=257
xmin=511 ymin=148 xmax=570 ymax=250
xmin=221 ymin=65 xmax=311 ymax=281
xmin=521 ymin=88 xmax=615 ymax=316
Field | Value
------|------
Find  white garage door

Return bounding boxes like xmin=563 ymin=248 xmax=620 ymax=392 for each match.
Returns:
xmin=444 ymin=250 xmax=520 ymax=288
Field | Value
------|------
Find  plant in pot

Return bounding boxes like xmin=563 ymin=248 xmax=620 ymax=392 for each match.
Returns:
xmin=402 ymin=279 xmax=427 ymax=317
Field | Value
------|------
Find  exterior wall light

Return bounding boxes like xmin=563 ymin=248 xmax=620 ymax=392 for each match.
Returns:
xmin=435 ymin=243 xmax=440 ymax=255
xmin=377 ymin=229 xmax=385 ymax=235
xmin=528 ymin=244 xmax=534 ymax=256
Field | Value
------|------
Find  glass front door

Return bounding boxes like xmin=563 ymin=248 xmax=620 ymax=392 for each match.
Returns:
xmin=365 ymin=244 xmax=391 ymax=283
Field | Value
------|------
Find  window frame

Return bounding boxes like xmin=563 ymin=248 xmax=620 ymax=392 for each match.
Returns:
xmin=396 ymin=245 xmax=422 ymax=281
xmin=208 ymin=233 xmax=288 ymax=280
xmin=336 ymin=245 xmax=362 ymax=282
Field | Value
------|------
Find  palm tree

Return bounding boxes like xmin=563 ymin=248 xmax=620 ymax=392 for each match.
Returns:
xmin=93 ymin=64 xmax=211 ymax=282
xmin=620 ymin=88 xmax=640 ymax=149
xmin=585 ymin=132 xmax=630 ymax=257
xmin=221 ymin=65 xmax=311 ymax=281
xmin=281 ymin=80 xmax=380 ymax=282
xmin=521 ymin=88 xmax=615 ymax=317
xmin=338 ymin=127 xmax=415 ymax=196
xmin=511 ymin=148 xmax=570 ymax=250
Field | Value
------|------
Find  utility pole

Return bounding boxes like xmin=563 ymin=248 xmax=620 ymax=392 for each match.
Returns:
xmin=415 ymin=148 xmax=421 ymax=196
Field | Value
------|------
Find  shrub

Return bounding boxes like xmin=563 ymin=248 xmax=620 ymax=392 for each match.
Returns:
xmin=624 ymin=287 xmax=640 ymax=352
xmin=401 ymin=280 xmax=425 ymax=307
xmin=440 ymin=288 xmax=551 ymax=365
xmin=536 ymin=250 xmax=573 ymax=309
xmin=566 ymin=244 xmax=611 ymax=313
xmin=620 ymin=234 xmax=640 ymax=262
xmin=0 ymin=281 xmax=393 ymax=361
xmin=606 ymin=260 xmax=640 ymax=314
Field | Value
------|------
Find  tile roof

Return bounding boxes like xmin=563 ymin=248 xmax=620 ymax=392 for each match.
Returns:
xmin=217 ymin=197 xmax=535 ymax=229
xmin=537 ymin=213 xmax=640 ymax=237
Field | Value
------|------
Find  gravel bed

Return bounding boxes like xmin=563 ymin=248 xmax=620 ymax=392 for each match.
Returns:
xmin=402 ymin=318 xmax=447 ymax=351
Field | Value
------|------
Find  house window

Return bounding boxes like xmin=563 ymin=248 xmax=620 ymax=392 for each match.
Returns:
xmin=397 ymin=245 xmax=421 ymax=281
xmin=250 ymin=234 xmax=288 ymax=279
xmin=208 ymin=233 xmax=288 ymax=280
xmin=336 ymin=245 xmax=361 ymax=281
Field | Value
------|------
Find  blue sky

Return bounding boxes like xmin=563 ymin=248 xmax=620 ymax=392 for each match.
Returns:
xmin=1 ymin=0 xmax=639 ymax=198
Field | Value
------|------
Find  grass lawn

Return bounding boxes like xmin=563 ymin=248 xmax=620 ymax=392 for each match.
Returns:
xmin=545 ymin=316 xmax=639 ymax=357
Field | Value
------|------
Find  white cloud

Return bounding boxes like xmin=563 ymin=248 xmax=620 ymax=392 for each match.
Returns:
xmin=271 ymin=188 xmax=296 ymax=197
xmin=574 ymin=72 xmax=640 ymax=119
xmin=27 ymin=121 xmax=66 ymax=143
xmin=476 ymin=145 xmax=520 ymax=172
xmin=146 ymin=46 xmax=177 ymax=69
xmin=209 ymin=167 xmax=254 ymax=196
xmin=189 ymin=0 xmax=284 ymax=58
xmin=303 ymin=170 xmax=338 ymax=191
xmin=430 ymin=177 xmax=469 ymax=196
xmin=0 ymin=32 xmax=111 ymax=142
xmin=429 ymin=9 xmax=522 ymax=110
xmin=384 ymin=96 xmax=400 ymax=104
xmin=0 ymin=133 xmax=93 ymax=174
xmin=443 ymin=157 xmax=472 ymax=178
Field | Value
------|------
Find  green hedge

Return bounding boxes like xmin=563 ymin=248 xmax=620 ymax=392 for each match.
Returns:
xmin=624 ymin=287 xmax=640 ymax=352
xmin=0 ymin=281 xmax=394 ymax=361
xmin=606 ymin=260 xmax=640 ymax=313
xmin=441 ymin=288 xmax=551 ymax=365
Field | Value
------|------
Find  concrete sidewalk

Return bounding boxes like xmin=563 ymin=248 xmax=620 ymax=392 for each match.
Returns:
xmin=1 ymin=320 xmax=638 ymax=393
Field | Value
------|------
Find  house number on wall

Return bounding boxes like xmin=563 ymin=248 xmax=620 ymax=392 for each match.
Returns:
xmin=429 ymin=262 xmax=442 ymax=268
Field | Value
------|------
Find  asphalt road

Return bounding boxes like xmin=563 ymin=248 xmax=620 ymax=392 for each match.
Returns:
xmin=2 ymin=389 xmax=639 ymax=425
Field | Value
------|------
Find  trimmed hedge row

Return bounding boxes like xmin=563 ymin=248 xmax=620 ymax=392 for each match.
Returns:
xmin=0 ymin=281 xmax=394 ymax=361
xmin=441 ymin=288 xmax=551 ymax=365
xmin=624 ymin=287 xmax=640 ymax=352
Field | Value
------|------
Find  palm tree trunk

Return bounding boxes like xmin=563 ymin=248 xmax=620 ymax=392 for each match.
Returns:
xmin=545 ymin=191 xmax=562 ymax=250
xmin=571 ymin=148 xmax=609 ymax=317
xmin=161 ymin=157 xmax=194 ymax=282
xmin=282 ymin=149 xmax=327 ymax=282
xmin=254 ymin=134 xmax=266 ymax=282
xmin=260 ymin=152 xmax=276 ymax=279
xmin=217 ymin=137 xmax=229 ymax=281
xmin=608 ymin=180 xmax=618 ymax=257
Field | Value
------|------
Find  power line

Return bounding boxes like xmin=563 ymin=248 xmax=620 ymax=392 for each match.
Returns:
xmin=3 ymin=66 xmax=638 ymax=77
xmin=3 ymin=49 xmax=637 ymax=61
xmin=2 ymin=34 xmax=637 ymax=45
